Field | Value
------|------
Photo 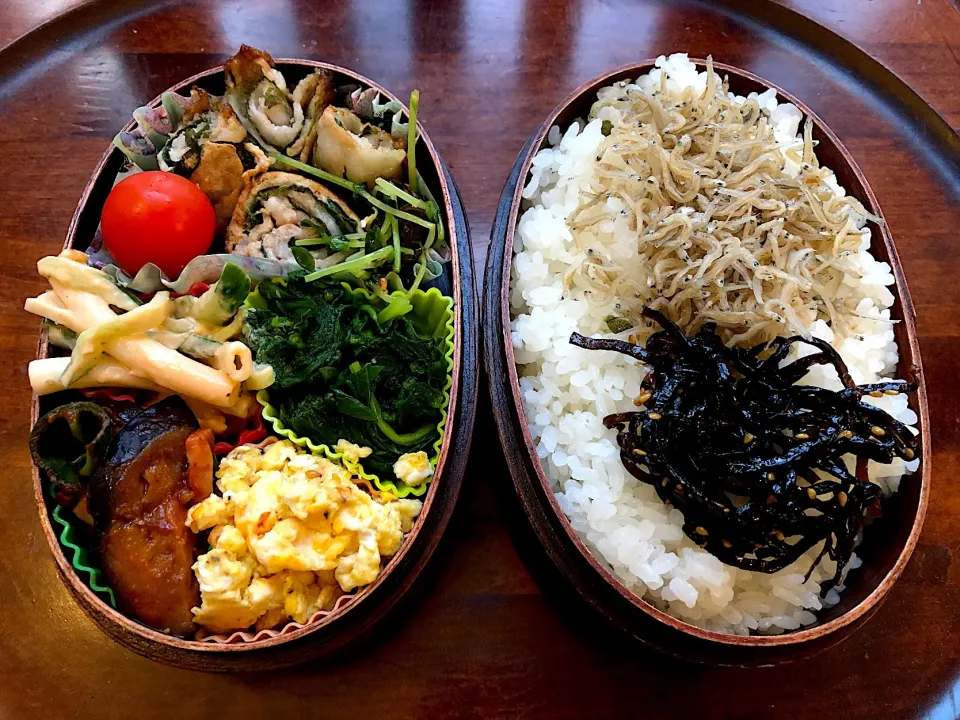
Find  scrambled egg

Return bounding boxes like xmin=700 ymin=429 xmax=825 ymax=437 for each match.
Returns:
xmin=394 ymin=451 xmax=434 ymax=487
xmin=334 ymin=438 xmax=373 ymax=465
xmin=186 ymin=440 xmax=422 ymax=633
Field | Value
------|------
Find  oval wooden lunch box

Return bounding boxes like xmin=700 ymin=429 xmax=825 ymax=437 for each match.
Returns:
xmin=30 ymin=60 xmax=479 ymax=672
xmin=482 ymin=59 xmax=930 ymax=666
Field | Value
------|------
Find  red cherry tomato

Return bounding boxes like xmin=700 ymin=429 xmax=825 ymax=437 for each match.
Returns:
xmin=100 ymin=171 xmax=215 ymax=278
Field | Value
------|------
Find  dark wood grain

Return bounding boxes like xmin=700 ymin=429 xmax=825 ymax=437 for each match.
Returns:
xmin=0 ymin=0 xmax=958 ymax=717
xmin=0 ymin=0 xmax=90 ymax=47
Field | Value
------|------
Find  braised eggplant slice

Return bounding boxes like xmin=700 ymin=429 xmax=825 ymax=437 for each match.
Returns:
xmin=29 ymin=402 xmax=114 ymax=502
xmin=88 ymin=398 xmax=200 ymax=636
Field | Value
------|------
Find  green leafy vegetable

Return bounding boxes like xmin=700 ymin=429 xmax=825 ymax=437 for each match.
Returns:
xmin=269 ymin=150 xmax=447 ymax=290
xmin=43 ymin=320 xmax=77 ymax=350
xmin=291 ymin=246 xmax=316 ymax=272
xmin=243 ymin=275 xmax=447 ymax=477
xmin=375 ymin=178 xmax=427 ymax=210
xmin=413 ymin=226 xmax=437 ymax=290
xmin=391 ymin=216 xmax=402 ymax=273
xmin=366 ymin=217 xmax=389 ymax=254
xmin=269 ymin=151 xmax=360 ymax=194
xmin=323 ymin=199 xmax=359 ymax=234
xmin=270 ymin=153 xmax=434 ymax=226
xmin=296 ymin=224 xmax=365 ymax=253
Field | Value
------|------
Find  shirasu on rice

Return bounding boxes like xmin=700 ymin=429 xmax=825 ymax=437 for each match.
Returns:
xmin=564 ymin=57 xmax=882 ymax=346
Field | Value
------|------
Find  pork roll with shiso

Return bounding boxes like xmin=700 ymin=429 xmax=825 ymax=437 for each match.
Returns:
xmin=510 ymin=54 xmax=920 ymax=635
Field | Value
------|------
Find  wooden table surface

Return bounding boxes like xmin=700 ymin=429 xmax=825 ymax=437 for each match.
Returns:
xmin=0 ymin=1 xmax=958 ymax=718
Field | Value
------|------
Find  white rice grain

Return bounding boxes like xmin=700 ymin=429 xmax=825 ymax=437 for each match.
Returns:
xmin=510 ymin=53 xmax=919 ymax=635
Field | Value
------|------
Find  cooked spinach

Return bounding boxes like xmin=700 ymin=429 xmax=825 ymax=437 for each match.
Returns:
xmin=243 ymin=274 xmax=447 ymax=478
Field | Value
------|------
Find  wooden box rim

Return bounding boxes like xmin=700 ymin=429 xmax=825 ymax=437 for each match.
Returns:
xmin=29 ymin=58 xmax=471 ymax=660
xmin=493 ymin=59 xmax=931 ymax=651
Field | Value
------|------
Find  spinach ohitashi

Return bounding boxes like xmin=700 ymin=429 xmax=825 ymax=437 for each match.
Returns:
xmin=243 ymin=274 xmax=448 ymax=478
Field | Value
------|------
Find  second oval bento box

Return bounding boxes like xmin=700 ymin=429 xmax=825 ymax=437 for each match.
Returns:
xmin=483 ymin=58 xmax=930 ymax=666
xmin=30 ymin=55 xmax=478 ymax=672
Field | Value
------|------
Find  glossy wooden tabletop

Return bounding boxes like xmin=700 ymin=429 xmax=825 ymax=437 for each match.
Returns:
xmin=1 ymin=1 xmax=958 ymax=718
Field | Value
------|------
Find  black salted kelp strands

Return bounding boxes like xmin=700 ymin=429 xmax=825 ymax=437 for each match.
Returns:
xmin=569 ymin=308 xmax=920 ymax=594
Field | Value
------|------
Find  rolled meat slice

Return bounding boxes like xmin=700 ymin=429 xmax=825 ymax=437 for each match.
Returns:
xmin=158 ymin=89 xmax=270 ymax=234
xmin=225 ymin=171 xmax=360 ymax=263
xmin=312 ymin=106 xmax=406 ymax=187
xmin=224 ymin=45 xmax=335 ymax=162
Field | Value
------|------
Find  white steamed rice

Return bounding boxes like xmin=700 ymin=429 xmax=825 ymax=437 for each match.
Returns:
xmin=510 ymin=54 xmax=920 ymax=635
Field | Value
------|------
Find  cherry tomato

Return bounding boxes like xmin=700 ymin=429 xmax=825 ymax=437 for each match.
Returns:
xmin=100 ymin=171 xmax=215 ymax=278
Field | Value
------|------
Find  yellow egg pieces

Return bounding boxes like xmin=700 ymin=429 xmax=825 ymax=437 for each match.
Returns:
xmin=186 ymin=440 xmax=422 ymax=634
